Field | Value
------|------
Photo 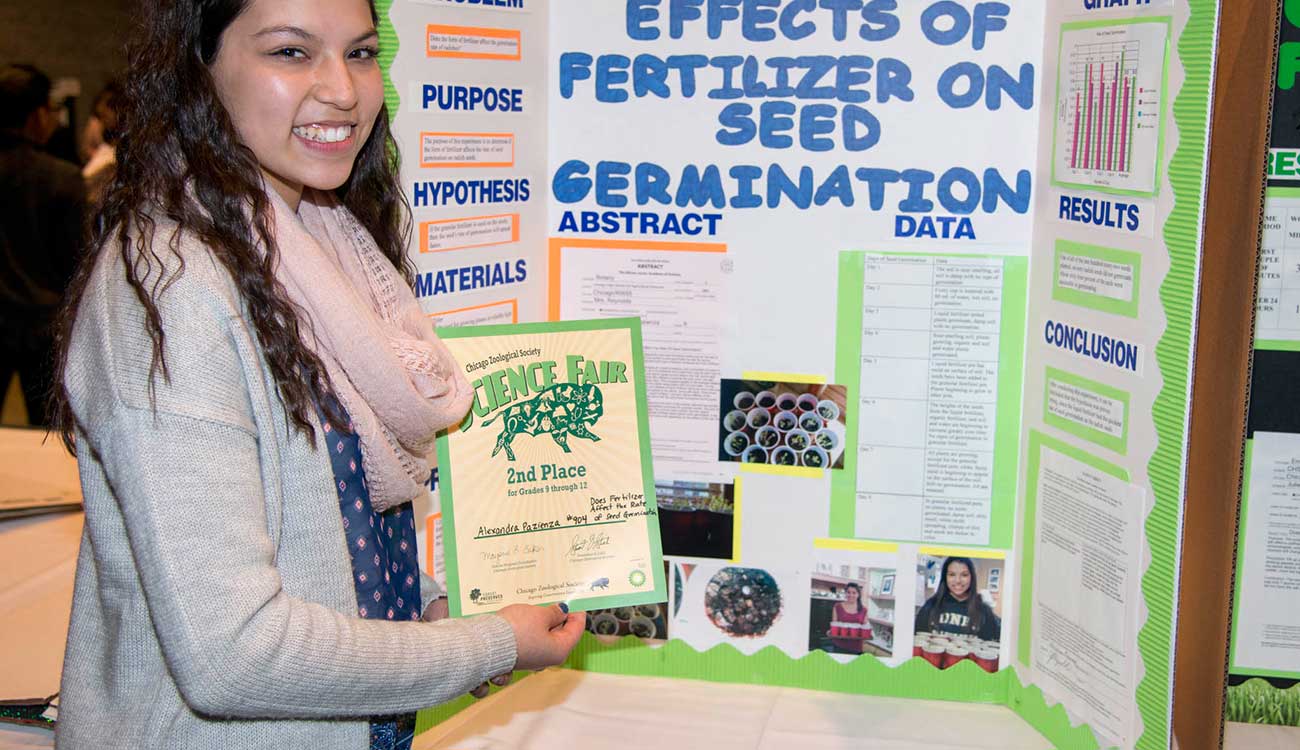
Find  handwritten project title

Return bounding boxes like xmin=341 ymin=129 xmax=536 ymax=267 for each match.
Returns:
xmin=553 ymin=0 xmax=1036 ymax=240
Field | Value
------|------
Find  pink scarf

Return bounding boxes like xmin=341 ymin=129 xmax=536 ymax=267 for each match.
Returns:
xmin=267 ymin=188 xmax=471 ymax=511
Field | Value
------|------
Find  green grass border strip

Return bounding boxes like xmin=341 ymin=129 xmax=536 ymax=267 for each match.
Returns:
xmin=1225 ymin=678 xmax=1300 ymax=726
xmin=1141 ymin=2 xmax=1219 ymax=749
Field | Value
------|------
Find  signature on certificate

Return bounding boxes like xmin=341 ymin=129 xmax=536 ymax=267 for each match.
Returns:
xmin=565 ymin=531 xmax=612 ymax=559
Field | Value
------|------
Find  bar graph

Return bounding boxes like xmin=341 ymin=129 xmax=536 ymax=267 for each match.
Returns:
xmin=1053 ymin=20 xmax=1170 ymax=196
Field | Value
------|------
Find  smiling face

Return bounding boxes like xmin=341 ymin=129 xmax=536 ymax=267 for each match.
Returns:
xmin=946 ymin=560 xmax=973 ymax=601
xmin=209 ymin=0 xmax=383 ymax=209
xmin=844 ymin=585 xmax=860 ymax=604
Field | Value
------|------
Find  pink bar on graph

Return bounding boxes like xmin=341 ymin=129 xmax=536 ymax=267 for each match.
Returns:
xmin=1108 ymin=61 xmax=1119 ymax=171
xmin=1096 ymin=63 xmax=1105 ymax=170
xmin=1071 ymin=92 xmax=1081 ymax=168
xmin=1085 ymin=64 xmax=1093 ymax=169
xmin=1120 ymin=77 xmax=1131 ymax=172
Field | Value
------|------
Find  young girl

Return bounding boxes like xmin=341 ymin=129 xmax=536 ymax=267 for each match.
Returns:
xmin=829 ymin=582 xmax=872 ymax=655
xmin=51 ymin=1 xmax=583 ymax=747
xmin=915 ymin=557 xmax=1001 ymax=642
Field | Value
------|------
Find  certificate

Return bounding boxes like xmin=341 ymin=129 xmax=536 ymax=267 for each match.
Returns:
xmin=435 ymin=318 xmax=667 ymax=616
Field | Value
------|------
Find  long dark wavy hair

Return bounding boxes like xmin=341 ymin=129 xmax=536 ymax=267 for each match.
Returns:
xmin=51 ymin=0 xmax=410 ymax=450
xmin=925 ymin=557 xmax=988 ymax=634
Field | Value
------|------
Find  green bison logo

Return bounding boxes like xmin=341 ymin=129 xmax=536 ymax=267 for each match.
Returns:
xmin=479 ymin=382 xmax=604 ymax=461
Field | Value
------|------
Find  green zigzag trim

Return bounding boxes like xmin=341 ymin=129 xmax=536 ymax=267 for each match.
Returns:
xmin=415 ymin=633 xmax=1013 ymax=733
xmin=1006 ymin=668 xmax=1105 ymax=750
xmin=1140 ymin=2 xmax=1218 ymax=749
xmin=375 ymin=0 xmax=400 ymax=114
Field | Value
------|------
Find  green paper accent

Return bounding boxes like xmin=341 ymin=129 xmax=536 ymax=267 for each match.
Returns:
xmin=1228 ymin=440 xmax=1253 ymax=674
xmin=830 ymin=251 xmax=1026 ymax=550
xmin=1049 ymin=17 xmax=1174 ymax=199
xmin=1229 ymin=440 xmax=1300 ymax=680
xmin=1005 ymin=668 xmax=1105 ymax=750
xmin=1017 ymin=431 xmax=1130 ymax=668
xmin=434 ymin=318 xmax=667 ymax=617
xmin=1225 ymin=679 xmax=1300 ymax=725
xmin=376 ymin=0 xmax=400 ymax=115
xmin=564 ymin=632 xmax=1010 ymax=703
xmin=1051 ymin=240 xmax=1143 ymax=319
xmin=1042 ymin=367 xmax=1131 ymax=455
xmin=1253 ymin=340 xmax=1300 ymax=352
xmin=1136 ymin=1 xmax=1218 ymax=748
xmin=830 ymin=252 xmax=866 ymax=539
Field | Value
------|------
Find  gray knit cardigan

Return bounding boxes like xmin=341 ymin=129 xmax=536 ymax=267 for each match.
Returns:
xmin=55 ymin=222 xmax=516 ymax=748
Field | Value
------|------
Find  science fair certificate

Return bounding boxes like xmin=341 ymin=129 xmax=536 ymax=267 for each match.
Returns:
xmin=435 ymin=318 xmax=667 ymax=617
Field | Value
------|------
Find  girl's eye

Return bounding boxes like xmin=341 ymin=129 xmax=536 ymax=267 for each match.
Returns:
xmin=272 ymin=47 xmax=307 ymax=59
xmin=350 ymin=46 xmax=380 ymax=60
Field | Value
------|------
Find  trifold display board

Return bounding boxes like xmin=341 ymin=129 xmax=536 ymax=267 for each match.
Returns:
xmin=378 ymin=2 xmax=1227 ymax=748
xmin=1228 ymin=4 xmax=1300 ymax=728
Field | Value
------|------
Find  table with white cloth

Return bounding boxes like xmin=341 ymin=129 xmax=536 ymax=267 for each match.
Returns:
xmin=2 ymin=427 xmax=1297 ymax=750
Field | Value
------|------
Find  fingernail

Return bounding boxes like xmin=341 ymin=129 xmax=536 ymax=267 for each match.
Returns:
xmin=558 ymin=602 xmax=569 ymax=614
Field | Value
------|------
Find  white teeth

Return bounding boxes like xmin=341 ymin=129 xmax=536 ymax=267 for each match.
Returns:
xmin=293 ymin=124 xmax=352 ymax=143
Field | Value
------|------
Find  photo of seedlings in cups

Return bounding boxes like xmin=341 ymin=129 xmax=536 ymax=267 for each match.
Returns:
xmin=655 ymin=481 xmax=735 ymax=560
xmin=586 ymin=562 xmax=670 ymax=642
xmin=716 ymin=379 xmax=849 ymax=469
xmin=912 ymin=554 xmax=1004 ymax=673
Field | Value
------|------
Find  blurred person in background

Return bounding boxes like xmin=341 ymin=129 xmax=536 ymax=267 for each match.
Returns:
xmin=0 ymin=63 xmax=86 ymax=426
xmin=81 ymin=79 xmax=122 ymax=204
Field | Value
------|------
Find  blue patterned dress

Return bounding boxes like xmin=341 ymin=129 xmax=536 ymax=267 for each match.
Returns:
xmin=318 ymin=401 xmax=423 ymax=750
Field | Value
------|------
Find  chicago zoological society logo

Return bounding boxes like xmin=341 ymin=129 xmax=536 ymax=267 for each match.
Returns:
xmin=462 ymin=354 xmax=629 ymax=462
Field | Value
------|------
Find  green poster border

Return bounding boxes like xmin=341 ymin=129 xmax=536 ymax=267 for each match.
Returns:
xmin=830 ymin=252 xmax=1026 ymax=550
xmin=1135 ymin=1 xmax=1218 ymax=748
xmin=1228 ymin=439 xmax=1300 ymax=680
xmin=1048 ymin=17 xmax=1174 ymax=199
xmin=434 ymin=317 xmax=667 ymax=617
xmin=1052 ymin=240 xmax=1143 ymax=319
xmin=1017 ymin=431 xmax=1130 ymax=668
xmin=1042 ymin=367 xmax=1131 ymax=455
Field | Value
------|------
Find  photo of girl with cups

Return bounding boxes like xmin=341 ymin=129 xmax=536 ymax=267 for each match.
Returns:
xmin=808 ymin=551 xmax=897 ymax=658
xmin=717 ymin=379 xmax=848 ymax=469
xmin=913 ymin=555 xmax=1003 ymax=672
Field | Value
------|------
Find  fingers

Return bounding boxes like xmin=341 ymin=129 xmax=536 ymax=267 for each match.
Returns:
xmin=490 ymin=672 xmax=513 ymax=687
xmin=553 ymin=611 xmax=587 ymax=648
xmin=546 ymin=602 xmax=570 ymax=629
xmin=469 ymin=682 xmax=490 ymax=699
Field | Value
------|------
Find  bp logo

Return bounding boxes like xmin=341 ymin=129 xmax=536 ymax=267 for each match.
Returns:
xmin=628 ymin=569 xmax=647 ymax=587
xmin=479 ymin=383 xmax=605 ymax=461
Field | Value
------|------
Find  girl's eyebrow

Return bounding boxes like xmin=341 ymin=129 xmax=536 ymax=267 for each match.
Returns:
xmin=254 ymin=25 xmax=378 ymax=45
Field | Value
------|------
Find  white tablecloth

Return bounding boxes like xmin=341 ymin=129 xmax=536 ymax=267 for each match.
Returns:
xmin=413 ymin=668 xmax=1056 ymax=750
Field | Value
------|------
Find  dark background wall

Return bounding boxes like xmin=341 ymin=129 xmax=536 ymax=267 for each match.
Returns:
xmin=0 ymin=0 xmax=136 ymax=141
xmin=1 ymin=0 xmax=135 ymax=424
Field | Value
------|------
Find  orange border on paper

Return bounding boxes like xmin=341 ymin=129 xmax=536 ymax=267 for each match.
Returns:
xmin=418 ymin=132 xmax=515 ymax=169
xmin=425 ymin=24 xmax=522 ymax=61
xmin=427 ymin=298 xmax=519 ymax=326
xmin=425 ymin=513 xmax=442 ymax=580
xmin=546 ymin=237 xmax=727 ymax=321
xmin=419 ymin=213 xmax=520 ymax=254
